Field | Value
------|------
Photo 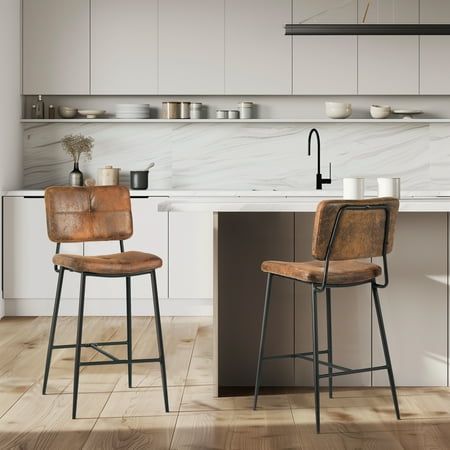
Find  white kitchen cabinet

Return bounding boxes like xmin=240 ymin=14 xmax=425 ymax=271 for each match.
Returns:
xmin=373 ymin=214 xmax=447 ymax=386
xmin=357 ymin=0 xmax=419 ymax=23
xmin=356 ymin=1 xmax=419 ymax=95
xmin=420 ymin=37 xmax=450 ymax=94
xmin=158 ymin=0 xmax=224 ymax=95
xmin=225 ymin=0 xmax=291 ymax=95
xmin=419 ymin=3 xmax=450 ymax=94
xmin=296 ymin=0 xmax=357 ymax=24
xmin=3 ymin=197 xmax=83 ymax=299
xmin=169 ymin=212 xmax=213 ymax=299
xmin=22 ymin=0 xmax=90 ymax=95
xmin=293 ymin=0 xmax=357 ymax=95
xmin=293 ymin=36 xmax=357 ymax=95
xmin=419 ymin=0 xmax=450 ymax=24
xmin=91 ymin=0 xmax=158 ymax=95
xmin=358 ymin=36 xmax=419 ymax=94
xmin=84 ymin=197 xmax=168 ymax=299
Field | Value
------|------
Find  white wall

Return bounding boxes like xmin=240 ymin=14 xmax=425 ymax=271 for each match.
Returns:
xmin=0 ymin=0 xmax=23 ymax=316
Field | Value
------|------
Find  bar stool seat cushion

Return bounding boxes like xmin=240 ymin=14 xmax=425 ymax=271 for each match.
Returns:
xmin=53 ymin=251 xmax=162 ymax=275
xmin=261 ymin=259 xmax=381 ymax=285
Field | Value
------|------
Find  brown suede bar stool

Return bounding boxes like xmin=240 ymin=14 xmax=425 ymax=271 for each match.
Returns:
xmin=42 ymin=186 xmax=168 ymax=418
xmin=253 ymin=197 xmax=400 ymax=433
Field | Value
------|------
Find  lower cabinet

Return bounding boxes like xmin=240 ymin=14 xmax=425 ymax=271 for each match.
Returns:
xmin=3 ymin=197 xmax=83 ymax=299
xmin=372 ymin=213 xmax=448 ymax=386
xmin=168 ymin=212 xmax=213 ymax=299
xmin=293 ymin=212 xmax=448 ymax=387
xmin=83 ymin=197 xmax=169 ymax=299
xmin=2 ymin=197 xmax=214 ymax=307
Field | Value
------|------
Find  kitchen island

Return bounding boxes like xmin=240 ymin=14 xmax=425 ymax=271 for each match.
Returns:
xmin=159 ymin=192 xmax=450 ymax=395
xmin=3 ymin=189 xmax=450 ymax=392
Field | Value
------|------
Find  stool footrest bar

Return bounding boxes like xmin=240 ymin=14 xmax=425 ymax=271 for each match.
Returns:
xmin=52 ymin=340 xmax=128 ymax=350
xmin=80 ymin=357 xmax=160 ymax=367
xmin=263 ymin=350 xmax=328 ymax=361
xmin=89 ymin=344 xmax=118 ymax=361
xmin=319 ymin=365 xmax=388 ymax=378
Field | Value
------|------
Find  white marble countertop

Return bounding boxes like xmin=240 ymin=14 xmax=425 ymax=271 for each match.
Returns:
xmin=157 ymin=196 xmax=450 ymax=213
xmin=6 ymin=189 xmax=450 ymax=212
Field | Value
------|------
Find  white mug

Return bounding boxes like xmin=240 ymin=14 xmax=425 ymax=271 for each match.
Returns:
xmin=377 ymin=178 xmax=400 ymax=198
xmin=343 ymin=178 xmax=365 ymax=200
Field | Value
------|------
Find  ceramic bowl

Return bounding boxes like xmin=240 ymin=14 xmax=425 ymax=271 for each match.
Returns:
xmin=370 ymin=104 xmax=391 ymax=119
xmin=78 ymin=110 xmax=106 ymax=119
xmin=325 ymin=102 xmax=352 ymax=119
xmin=58 ymin=106 xmax=77 ymax=119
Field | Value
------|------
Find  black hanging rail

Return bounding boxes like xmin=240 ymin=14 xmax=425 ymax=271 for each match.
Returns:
xmin=285 ymin=24 xmax=450 ymax=36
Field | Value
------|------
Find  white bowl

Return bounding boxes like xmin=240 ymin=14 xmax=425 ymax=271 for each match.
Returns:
xmin=58 ymin=106 xmax=77 ymax=119
xmin=78 ymin=109 xmax=105 ymax=119
xmin=325 ymin=102 xmax=352 ymax=119
xmin=370 ymin=104 xmax=391 ymax=119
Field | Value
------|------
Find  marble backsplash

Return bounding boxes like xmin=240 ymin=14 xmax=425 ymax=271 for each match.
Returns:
xmin=23 ymin=122 xmax=450 ymax=191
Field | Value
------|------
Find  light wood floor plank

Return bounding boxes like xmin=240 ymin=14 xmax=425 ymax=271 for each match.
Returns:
xmin=0 ymin=317 xmax=449 ymax=449
xmin=82 ymin=416 xmax=177 ymax=450
xmin=0 ymin=383 xmax=105 ymax=449
xmin=185 ymin=318 xmax=213 ymax=386
xmin=101 ymin=387 xmax=183 ymax=418
xmin=114 ymin=317 xmax=200 ymax=390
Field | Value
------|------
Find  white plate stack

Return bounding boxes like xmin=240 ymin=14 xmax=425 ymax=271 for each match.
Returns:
xmin=115 ymin=104 xmax=150 ymax=119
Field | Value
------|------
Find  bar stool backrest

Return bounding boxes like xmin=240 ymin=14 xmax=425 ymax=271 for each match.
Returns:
xmin=45 ymin=186 xmax=133 ymax=243
xmin=312 ymin=197 xmax=399 ymax=261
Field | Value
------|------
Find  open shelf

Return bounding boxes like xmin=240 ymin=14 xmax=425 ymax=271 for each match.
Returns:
xmin=20 ymin=118 xmax=450 ymax=123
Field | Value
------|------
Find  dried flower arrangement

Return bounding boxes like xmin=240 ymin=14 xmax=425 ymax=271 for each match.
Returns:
xmin=61 ymin=134 xmax=94 ymax=163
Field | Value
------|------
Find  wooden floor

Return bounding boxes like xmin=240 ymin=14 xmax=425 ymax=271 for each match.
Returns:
xmin=0 ymin=317 xmax=449 ymax=450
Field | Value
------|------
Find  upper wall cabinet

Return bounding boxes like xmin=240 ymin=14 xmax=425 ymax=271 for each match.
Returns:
xmin=357 ymin=0 xmax=419 ymax=24
xmin=22 ymin=0 xmax=90 ymax=95
xmin=293 ymin=1 xmax=357 ymax=95
xmin=358 ymin=36 xmax=419 ymax=94
xmin=225 ymin=0 xmax=291 ymax=95
xmin=357 ymin=0 xmax=419 ymax=95
xmin=91 ymin=0 xmax=157 ymax=95
xmin=159 ymin=0 xmax=224 ymax=95
xmin=420 ymin=1 xmax=450 ymax=94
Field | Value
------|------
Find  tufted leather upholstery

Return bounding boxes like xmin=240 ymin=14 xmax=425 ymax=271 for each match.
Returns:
xmin=261 ymin=259 xmax=382 ymax=285
xmin=45 ymin=186 xmax=133 ymax=243
xmin=45 ymin=186 xmax=163 ymax=276
xmin=262 ymin=198 xmax=399 ymax=286
xmin=311 ymin=197 xmax=399 ymax=261
xmin=53 ymin=251 xmax=162 ymax=275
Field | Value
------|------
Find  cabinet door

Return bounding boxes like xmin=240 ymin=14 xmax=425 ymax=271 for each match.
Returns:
xmin=225 ymin=0 xmax=291 ymax=95
xmin=84 ymin=198 xmax=168 ymax=299
xmin=91 ymin=0 xmax=158 ymax=95
xmin=3 ymin=197 xmax=82 ymax=299
xmin=420 ymin=3 xmax=450 ymax=94
xmin=169 ymin=212 xmax=213 ymax=299
xmin=22 ymin=0 xmax=89 ymax=95
xmin=293 ymin=0 xmax=357 ymax=95
xmin=372 ymin=214 xmax=447 ymax=386
xmin=358 ymin=36 xmax=419 ymax=94
xmin=158 ymin=0 xmax=224 ymax=94
xmin=357 ymin=1 xmax=419 ymax=95
xmin=357 ymin=0 xmax=419 ymax=24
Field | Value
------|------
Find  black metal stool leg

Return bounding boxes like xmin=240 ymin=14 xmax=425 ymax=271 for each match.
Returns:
xmin=126 ymin=276 xmax=133 ymax=388
xmin=72 ymin=273 xmax=86 ymax=419
xmin=43 ymin=268 xmax=65 ymax=395
xmin=151 ymin=271 xmax=169 ymax=413
xmin=326 ymin=287 xmax=333 ymax=399
xmin=253 ymin=273 xmax=273 ymax=410
xmin=311 ymin=286 xmax=321 ymax=433
xmin=372 ymin=283 xmax=400 ymax=420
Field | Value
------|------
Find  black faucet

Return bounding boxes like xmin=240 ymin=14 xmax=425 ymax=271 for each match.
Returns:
xmin=308 ymin=128 xmax=332 ymax=190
